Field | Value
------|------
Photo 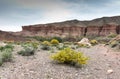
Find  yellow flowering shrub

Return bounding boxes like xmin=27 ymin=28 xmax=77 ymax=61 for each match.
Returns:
xmin=42 ymin=41 xmax=51 ymax=46
xmin=50 ymin=39 xmax=59 ymax=45
xmin=90 ymin=40 xmax=98 ymax=45
xmin=51 ymin=48 xmax=89 ymax=66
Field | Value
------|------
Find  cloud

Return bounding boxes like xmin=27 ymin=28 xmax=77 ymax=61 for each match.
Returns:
xmin=10 ymin=0 xmax=76 ymax=23
xmin=0 ymin=0 xmax=120 ymax=31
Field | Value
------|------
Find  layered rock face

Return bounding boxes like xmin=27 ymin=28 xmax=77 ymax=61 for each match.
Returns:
xmin=22 ymin=25 xmax=85 ymax=37
xmin=0 ymin=30 xmax=26 ymax=41
xmin=22 ymin=16 xmax=120 ymax=37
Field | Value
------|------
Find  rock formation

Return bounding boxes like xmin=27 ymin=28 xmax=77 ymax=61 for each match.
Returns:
xmin=21 ymin=16 xmax=120 ymax=37
xmin=0 ymin=16 xmax=120 ymax=41
xmin=0 ymin=30 xmax=26 ymax=41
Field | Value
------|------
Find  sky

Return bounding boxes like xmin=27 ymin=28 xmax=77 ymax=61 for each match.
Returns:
xmin=0 ymin=0 xmax=120 ymax=32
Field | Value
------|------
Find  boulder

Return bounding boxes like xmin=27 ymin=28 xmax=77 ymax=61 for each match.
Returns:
xmin=78 ymin=38 xmax=91 ymax=47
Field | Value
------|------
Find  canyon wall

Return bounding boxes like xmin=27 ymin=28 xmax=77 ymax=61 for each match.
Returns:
xmin=22 ymin=24 xmax=120 ymax=37
xmin=21 ymin=16 xmax=120 ymax=37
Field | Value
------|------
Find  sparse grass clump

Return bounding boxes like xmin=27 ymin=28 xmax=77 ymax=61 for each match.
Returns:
xmin=17 ymin=48 xmax=35 ymax=56
xmin=51 ymin=48 xmax=89 ymax=66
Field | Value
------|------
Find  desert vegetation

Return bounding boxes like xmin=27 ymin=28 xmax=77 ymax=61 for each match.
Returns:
xmin=0 ymin=44 xmax=14 ymax=66
xmin=0 ymin=34 xmax=120 ymax=79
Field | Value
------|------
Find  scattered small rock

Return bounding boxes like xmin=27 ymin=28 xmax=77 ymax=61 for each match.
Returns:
xmin=107 ymin=69 xmax=113 ymax=74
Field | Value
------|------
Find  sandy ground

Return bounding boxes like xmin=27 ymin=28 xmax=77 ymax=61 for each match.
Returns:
xmin=0 ymin=44 xmax=120 ymax=79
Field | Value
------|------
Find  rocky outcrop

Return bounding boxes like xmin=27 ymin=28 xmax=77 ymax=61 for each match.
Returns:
xmin=21 ymin=16 xmax=120 ymax=37
xmin=0 ymin=30 xmax=26 ymax=41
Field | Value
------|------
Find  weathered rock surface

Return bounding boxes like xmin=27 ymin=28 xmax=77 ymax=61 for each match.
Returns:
xmin=21 ymin=16 xmax=120 ymax=37
xmin=0 ymin=30 xmax=26 ymax=41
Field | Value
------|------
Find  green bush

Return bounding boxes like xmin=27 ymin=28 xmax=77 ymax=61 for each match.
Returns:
xmin=0 ymin=56 xmax=3 ymax=66
xmin=31 ymin=42 xmax=39 ymax=49
xmin=21 ymin=42 xmax=39 ymax=50
xmin=0 ymin=48 xmax=13 ymax=66
xmin=18 ymin=47 xmax=35 ymax=56
xmin=50 ymin=39 xmax=59 ymax=45
xmin=0 ymin=44 xmax=14 ymax=52
xmin=41 ymin=45 xmax=50 ymax=50
xmin=1 ymin=50 xmax=12 ymax=62
xmin=56 ymin=45 xmax=68 ymax=50
xmin=0 ymin=46 xmax=4 ymax=51
xmin=51 ymin=48 xmax=89 ymax=66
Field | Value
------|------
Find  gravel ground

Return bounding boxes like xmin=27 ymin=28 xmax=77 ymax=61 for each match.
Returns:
xmin=0 ymin=44 xmax=120 ymax=79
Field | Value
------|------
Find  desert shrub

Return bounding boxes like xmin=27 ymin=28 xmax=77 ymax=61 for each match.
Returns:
xmin=0 ymin=44 xmax=14 ymax=51
xmin=0 ymin=46 xmax=13 ymax=66
xmin=0 ymin=47 xmax=4 ymax=52
xmin=42 ymin=41 xmax=51 ymax=46
xmin=31 ymin=42 xmax=39 ymax=49
xmin=51 ymin=48 xmax=89 ymax=66
xmin=1 ymin=50 xmax=12 ymax=62
xmin=50 ymin=39 xmax=59 ymax=45
xmin=78 ymin=43 xmax=90 ymax=48
xmin=56 ymin=44 xmax=68 ymax=50
xmin=17 ymin=48 xmax=35 ymax=56
xmin=15 ymin=42 xmax=21 ymax=45
xmin=110 ymin=41 xmax=119 ymax=48
xmin=4 ymin=40 xmax=14 ymax=44
xmin=41 ymin=45 xmax=51 ymax=50
xmin=0 ymin=57 xmax=3 ymax=66
xmin=95 ymin=37 xmax=112 ymax=44
xmin=50 ymin=37 xmax=63 ymax=43
xmin=0 ymin=44 xmax=14 ymax=52
xmin=4 ymin=44 xmax=14 ymax=51
xmin=41 ymin=41 xmax=51 ymax=50
xmin=90 ymin=40 xmax=98 ymax=45
xmin=21 ymin=42 xmax=39 ymax=50
xmin=31 ymin=36 xmax=46 ymax=41
xmin=108 ymin=33 xmax=117 ymax=38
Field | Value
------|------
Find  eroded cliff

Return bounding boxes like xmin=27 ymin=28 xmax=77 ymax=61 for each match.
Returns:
xmin=21 ymin=16 xmax=120 ymax=37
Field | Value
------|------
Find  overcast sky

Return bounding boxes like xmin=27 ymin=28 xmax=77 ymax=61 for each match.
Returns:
xmin=0 ymin=0 xmax=120 ymax=32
